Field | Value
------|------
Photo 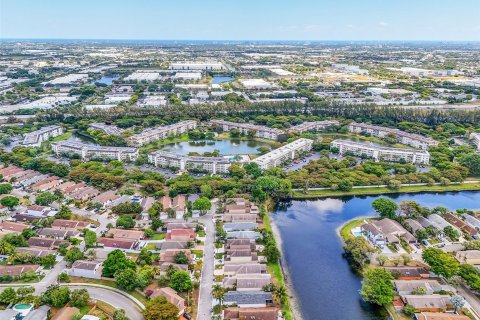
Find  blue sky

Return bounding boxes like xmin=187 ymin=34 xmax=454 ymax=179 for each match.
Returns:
xmin=1 ymin=0 xmax=479 ymax=41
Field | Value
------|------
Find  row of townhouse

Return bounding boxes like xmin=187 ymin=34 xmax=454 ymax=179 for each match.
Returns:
xmin=331 ymin=139 xmax=430 ymax=164
xmin=253 ymin=138 xmax=313 ymax=169
xmin=52 ymin=141 xmax=138 ymax=161
xmin=470 ymin=132 xmax=480 ymax=151
xmin=361 ymin=218 xmax=416 ymax=248
xmin=217 ymin=198 xmax=280 ymax=319
xmin=288 ymin=120 xmax=340 ymax=134
xmin=128 ymin=120 xmax=197 ymax=146
xmin=148 ymin=150 xmax=231 ymax=174
xmin=22 ymin=125 xmax=64 ymax=147
xmin=348 ymin=122 xmax=438 ymax=150
xmin=210 ymin=119 xmax=285 ymax=140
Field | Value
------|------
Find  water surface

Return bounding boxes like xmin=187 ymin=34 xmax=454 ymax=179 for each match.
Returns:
xmin=162 ymin=139 xmax=270 ymax=155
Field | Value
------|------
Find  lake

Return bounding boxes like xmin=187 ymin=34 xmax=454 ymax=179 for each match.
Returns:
xmin=271 ymin=191 xmax=480 ymax=320
xmin=91 ymin=75 xmax=119 ymax=85
xmin=211 ymin=76 xmax=234 ymax=84
xmin=161 ymin=139 xmax=270 ymax=156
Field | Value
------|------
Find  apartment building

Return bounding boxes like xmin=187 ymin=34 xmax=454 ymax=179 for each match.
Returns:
xmin=253 ymin=138 xmax=313 ymax=169
xmin=470 ymin=132 xmax=480 ymax=151
xmin=210 ymin=120 xmax=284 ymax=140
xmin=168 ymin=62 xmax=225 ymax=71
xmin=331 ymin=139 xmax=430 ymax=164
xmin=288 ymin=120 xmax=340 ymax=134
xmin=22 ymin=125 xmax=63 ymax=147
xmin=148 ymin=151 xmax=231 ymax=174
xmin=348 ymin=122 xmax=438 ymax=150
xmin=52 ymin=141 xmax=138 ymax=161
xmin=128 ymin=120 xmax=197 ymax=146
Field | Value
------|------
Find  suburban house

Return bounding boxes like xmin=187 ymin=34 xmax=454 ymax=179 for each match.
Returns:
xmin=51 ymin=219 xmax=89 ymax=230
xmin=223 ymin=274 xmax=272 ymax=291
xmin=0 ymin=221 xmax=30 ymax=234
xmin=165 ymin=222 xmax=196 ymax=231
xmin=223 ymin=307 xmax=279 ymax=320
xmin=223 ymin=263 xmax=268 ymax=277
xmin=456 ymin=250 xmax=480 ymax=265
xmin=223 ymin=222 xmax=259 ymax=232
xmin=38 ymin=227 xmax=79 ymax=239
xmin=393 ymin=280 xmax=451 ymax=296
xmin=156 ymin=241 xmax=188 ymax=251
xmin=165 ymin=229 xmax=196 ymax=241
xmin=225 ymin=250 xmax=258 ymax=264
xmin=414 ymin=313 xmax=470 ymax=320
xmin=159 ymin=249 xmax=193 ymax=263
xmin=361 ymin=218 xmax=416 ymax=247
xmin=0 ymin=265 xmax=40 ymax=277
xmin=463 ymin=214 xmax=480 ymax=231
xmin=98 ymin=238 xmax=138 ymax=251
xmin=444 ymin=213 xmax=478 ymax=237
xmin=91 ymin=191 xmax=120 ymax=208
xmin=27 ymin=237 xmax=68 ymax=249
xmin=106 ymin=228 xmax=144 ymax=241
xmin=401 ymin=295 xmax=452 ymax=312
xmin=405 ymin=219 xmax=424 ymax=234
xmin=68 ymin=260 xmax=102 ymax=279
xmin=223 ymin=291 xmax=273 ymax=308
xmin=226 ymin=231 xmax=262 ymax=240
xmin=150 ymin=287 xmax=185 ymax=315
xmin=384 ymin=267 xmax=430 ymax=280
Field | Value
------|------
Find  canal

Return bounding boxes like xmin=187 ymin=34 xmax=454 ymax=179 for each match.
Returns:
xmin=161 ymin=139 xmax=270 ymax=156
xmin=271 ymin=191 xmax=480 ymax=320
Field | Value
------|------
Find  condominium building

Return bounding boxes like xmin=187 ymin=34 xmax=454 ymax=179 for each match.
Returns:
xmin=128 ymin=120 xmax=197 ymax=146
xmin=289 ymin=120 xmax=340 ymax=134
xmin=210 ymin=120 xmax=284 ymax=140
xmin=148 ymin=151 xmax=231 ymax=174
xmin=470 ymin=132 xmax=480 ymax=151
xmin=348 ymin=122 xmax=438 ymax=150
xmin=168 ymin=62 xmax=225 ymax=71
xmin=253 ymin=138 xmax=313 ymax=169
xmin=22 ymin=125 xmax=64 ymax=147
xmin=52 ymin=141 xmax=138 ymax=161
xmin=331 ymin=139 xmax=430 ymax=164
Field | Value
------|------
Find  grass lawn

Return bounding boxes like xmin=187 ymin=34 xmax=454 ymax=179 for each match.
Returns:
xmin=191 ymin=250 xmax=204 ymax=258
xmin=292 ymin=182 xmax=480 ymax=199
xmin=151 ymin=233 xmax=166 ymax=240
xmin=144 ymin=243 xmax=157 ymax=250
xmin=50 ymin=131 xmax=73 ymax=142
xmin=339 ymin=218 xmax=370 ymax=242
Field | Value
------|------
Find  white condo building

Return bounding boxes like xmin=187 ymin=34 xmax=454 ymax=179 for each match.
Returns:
xmin=168 ymin=62 xmax=225 ymax=71
xmin=348 ymin=122 xmax=438 ymax=150
xmin=52 ymin=141 xmax=138 ymax=161
xmin=148 ymin=151 xmax=231 ymax=174
xmin=470 ymin=133 xmax=480 ymax=151
xmin=128 ymin=120 xmax=197 ymax=146
xmin=22 ymin=125 xmax=64 ymax=147
xmin=210 ymin=120 xmax=284 ymax=140
xmin=289 ymin=120 xmax=340 ymax=134
xmin=253 ymin=138 xmax=314 ymax=169
xmin=331 ymin=139 xmax=430 ymax=164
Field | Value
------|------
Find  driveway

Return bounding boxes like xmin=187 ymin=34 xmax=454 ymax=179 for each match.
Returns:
xmin=196 ymin=213 xmax=215 ymax=320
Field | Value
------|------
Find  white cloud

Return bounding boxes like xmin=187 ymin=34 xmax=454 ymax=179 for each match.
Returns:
xmin=379 ymin=21 xmax=389 ymax=27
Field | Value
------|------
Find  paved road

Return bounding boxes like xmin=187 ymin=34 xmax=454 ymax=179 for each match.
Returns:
xmin=196 ymin=213 xmax=215 ymax=320
xmin=34 ymin=259 xmax=67 ymax=294
xmin=458 ymin=283 xmax=480 ymax=320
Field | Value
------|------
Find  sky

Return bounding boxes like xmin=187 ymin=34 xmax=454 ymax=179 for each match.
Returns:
xmin=1 ymin=0 xmax=480 ymax=41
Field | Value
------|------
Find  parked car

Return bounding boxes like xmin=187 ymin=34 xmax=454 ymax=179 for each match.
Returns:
xmin=183 ymin=313 xmax=192 ymax=320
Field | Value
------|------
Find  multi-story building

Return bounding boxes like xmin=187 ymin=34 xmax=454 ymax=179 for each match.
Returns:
xmin=288 ymin=120 xmax=340 ymax=134
xmin=331 ymin=139 xmax=430 ymax=164
xmin=22 ymin=125 xmax=63 ymax=147
xmin=128 ymin=120 xmax=197 ymax=146
xmin=210 ymin=120 xmax=284 ymax=141
xmin=470 ymin=132 xmax=480 ymax=151
xmin=52 ymin=141 xmax=138 ymax=161
xmin=148 ymin=150 xmax=231 ymax=174
xmin=253 ymin=138 xmax=313 ymax=169
xmin=348 ymin=122 xmax=438 ymax=150
xmin=168 ymin=62 xmax=225 ymax=71
xmin=88 ymin=123 xmax=123 ymax=135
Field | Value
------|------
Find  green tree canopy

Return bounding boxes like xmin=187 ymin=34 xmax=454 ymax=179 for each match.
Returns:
xmin=372 ymin=198 xmax=398 ymax=219
xmin=422 ymin=247 xmax=459 ymax=279
xmin=360 ymin=268 xmax=395 ymax=306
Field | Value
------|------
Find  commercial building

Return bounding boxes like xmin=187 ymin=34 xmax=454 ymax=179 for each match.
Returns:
xmin=148 ymin=150 xmax=231 ymax=174
xmin=124 ymin=71 xmax=160 ymax=82
xmin=253 ymin=138 xmax=313 ymax=169
xmin=22 ymin=125 xmax=63 ymax=147
xmin=210 ymin=120 xmax=284 ymax=140
xmin=331 ymin=139 xmax=430 ymax=164
xmin=348 ymin=122 xmax=438 ymax=150
xmin=332 ymin=64 xmax=369 ymax=75
xmin=168 ymin=62 xmax=225 ymax=71
xmin=52 ymin=141 xmax=138 ymax=161
xmin=128 ymin=120 xmax=197 ymax=146
xmin=470 ymin=132 xmax=480 ymax=151
xmin=240 ymin=79 xmax=274 ymax=89
xmin=174 ymin=72 xmax=202 ymax=80
xmin=289 ymin=120 xmax=339 ymax=134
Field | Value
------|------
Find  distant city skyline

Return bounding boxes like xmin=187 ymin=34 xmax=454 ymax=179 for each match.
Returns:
xmin=1 ymin=0 xmax=480 ymax=41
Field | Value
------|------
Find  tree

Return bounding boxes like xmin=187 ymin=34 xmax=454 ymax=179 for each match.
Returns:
xmin=451 ymin=294 xmax=465 ymax=311
xmin=338 ymin=179 xmax=353 ymax=192
xmin=70 ymin=288 xmax=90 ymax=308
xmin=174 ymin=251 xmax=189 ymax=264
xmin=263 ymin=242 xmax=280 ymax=263
xmin=192 ymin=197 xmax=212 ymax=215
xmin=372 ymin=198 xmax=398 ymax=219
xmin=343 ymin=237 xmax=374 ymax=271
xmin=443 ymin=226 xmax=460 ymax=242
xmin=64 ymin=247 xmax=84 ymax=265
xmin=254 ymin=175 xmax=292 ymax=199
xmin=84 ymin=229 xmax=97 ymax=247
xmin=0 ymin=287 xmax=18 ymax=304
xmin=35 ymin=192 xmax=57 ymax=206
xmin=401 ymin=253 xmax=412 ymax=265
xmin=41 ymin=254 xmax=56 ymax=269
xmin=17 ymin=286 xmax=34 ymax=299
xmin=274 ymin=285 xmax=288 ymax=303
xmin=113 ymin=309 xmax=130 ymax=320
xmin=200 ymin=184 xmax=214 ymax=198
xmin=143 ymin=296 xmax=178 ymax=320
xmin=375 ymin=254 xmax=388 ymax=266
xmin=151 ymin=217 xmax=164 ymax=231
xmin=459 ymin=264 xmax=480 ymax=291
xmin=0 ymin=183 xmax=13 ymax=194
xmin=1 ymin=195 xmax=19 ymax=209
xmin=116 ymin=215 xmax=136 ymax=229
xmin=460 ymin=153 xmax=480 ymax=176
xmin=212 ymin=284 xmax=225 ymax=305
xmin=102 ymin=249 xmax=136 ymax=277
xmin=228 ymin=164 xmax=246 ymax=179
xmin=360 ymin=268 xmax=395 ymax=306
xmin=403 ymin=304 xmax=417 ymax=316
xmin=21 ymin=228 xmax=37 ymax=239
xmin=41 ymin=285 xmax=70 ymax=308
xmin=0 ymin=240 xmax=15 ymax=255
xmin=169 ymin=270 xmax=192 ymax=292
xmin=422 ymin=247 xmax=459 ymax=279
xmin=56 ymin=205 xmax=72 ymax=219
xmin=115 ymin=268 xmax=139 ymax=291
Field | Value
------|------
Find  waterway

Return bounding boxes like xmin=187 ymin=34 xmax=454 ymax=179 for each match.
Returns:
xmin=271 ymin=191 xmax=480 ymax=320
xmin=161 ymin=139 xmax=270 ymax=156
xmin=211 ymin=76 xmax=234 ymax=84
xmin=90 ymin=75 xmax=119 ymax=85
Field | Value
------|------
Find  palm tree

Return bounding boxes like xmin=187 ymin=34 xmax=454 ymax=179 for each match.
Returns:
xmin=0 ymin=241 xmax=15 ymax=255
xmin=274 ymin=286 xmax=288 ymax=303
xmin=212 ymin=284 xmax=225 ymax=305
